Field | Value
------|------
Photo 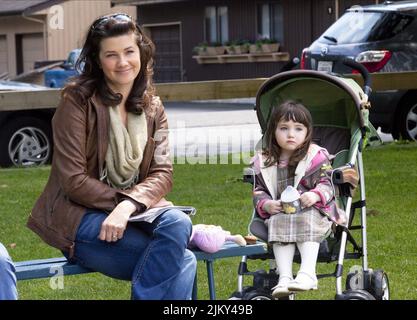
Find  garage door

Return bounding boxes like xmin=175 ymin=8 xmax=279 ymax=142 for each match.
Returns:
xmin=0 ymin=35 xmax=8 ymax=76
xmin=22 ymin=33 xmax=44 ymax=72
xmin=147 ymin=24 xmax=182 ymax=83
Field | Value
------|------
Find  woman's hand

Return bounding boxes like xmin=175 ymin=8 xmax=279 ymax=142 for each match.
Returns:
xmin=300 ymin=192 xmax=321 ymax=208
xmin=99 ymin=200 xmax=137 ymax=242
xmin=263 ymin=200 xmax=282 ymax=215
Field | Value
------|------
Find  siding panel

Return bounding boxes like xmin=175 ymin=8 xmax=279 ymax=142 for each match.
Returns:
xmin=0 ymin=35 xmax=8 ymax=75
xmin=47 ymin=1 xmax=137 ymax=60
xmin=138 ymin=0 xmax=380 ymax=83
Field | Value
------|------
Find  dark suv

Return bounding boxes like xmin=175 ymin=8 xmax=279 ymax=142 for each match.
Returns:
xmin=301 ymin=0 xmax=417 ymax=141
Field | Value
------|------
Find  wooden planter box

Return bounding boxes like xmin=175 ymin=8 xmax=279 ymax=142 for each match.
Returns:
xmin=261 ymin=43 xmax=280 ymax=53
xmin=225 ymin=45 xmax=250 ymax=55
xmin=249 ymin=44 xmax=262 ymax=54
xmin=206 ymin=46 xmax=226 ymax=55
xmin=194 ymin=47 xmax=209 ymax=56
xmin=193 ymin=51 xmax=290 ymax=64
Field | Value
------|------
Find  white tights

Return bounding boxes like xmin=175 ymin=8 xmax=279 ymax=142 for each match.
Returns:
xmin=273 ymin=242 xmax=320 ymax=282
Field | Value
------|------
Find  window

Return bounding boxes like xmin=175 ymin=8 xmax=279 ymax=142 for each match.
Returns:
xmin=257 ymin=2 xmax=284 ymax=42
xmin=319 ymin=11 xmax=414 ymax=44
xmin=205 ymin=6 xmax=229 ymax=44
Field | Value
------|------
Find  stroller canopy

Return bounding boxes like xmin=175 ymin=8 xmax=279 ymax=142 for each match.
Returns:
xmin=255 ymin=70 xmax=378 ymax=156
xmin=256 ymin=70 xmax=371 ymax=132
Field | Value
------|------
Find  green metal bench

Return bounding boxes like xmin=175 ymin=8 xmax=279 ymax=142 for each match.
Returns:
xmin=15 ymin=241 xmax=267 ymax=300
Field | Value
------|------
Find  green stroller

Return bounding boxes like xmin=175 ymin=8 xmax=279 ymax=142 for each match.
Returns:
xmin=231 ymin=59 xmax=390 ymax=300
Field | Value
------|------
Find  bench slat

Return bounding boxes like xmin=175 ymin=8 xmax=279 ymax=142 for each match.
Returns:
xmin=16 ymin=261 xmax=93 ymax=280
xmin=192 ymin=242 xmax=266 ymax=261
xmin=14 ymin=257 xmax=68 ymax=267
xmin=15 ymin=242 xmax=267 ymax=281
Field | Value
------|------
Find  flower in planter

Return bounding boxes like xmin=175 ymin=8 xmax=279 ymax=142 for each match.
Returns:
xmin=193 ymin=42 xmax=209 ymax=56
xmin=260 ymin=38 xmax=280 ymax=53
xmin=249 ymin=39 xmax=263 ymax=54
xmin=225 ymin=40 xmax=238 ymax=54
xmin=206 ymin=41 xmax=226 ymax=55
xmin=225 ymin=40 xmax=250 ymax=55
xmin=237 ymin=40 xmax=250 ymax=54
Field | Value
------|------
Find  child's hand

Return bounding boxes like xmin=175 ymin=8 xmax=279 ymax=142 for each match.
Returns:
xmin=263 ymin=200 xmax=282 ymax=215
xmin=300 ymin=192 xmax=321 ymax=208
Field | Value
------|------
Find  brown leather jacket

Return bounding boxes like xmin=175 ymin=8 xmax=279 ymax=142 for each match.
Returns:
xmin=27 ymin=92 xmax=173 ymax=257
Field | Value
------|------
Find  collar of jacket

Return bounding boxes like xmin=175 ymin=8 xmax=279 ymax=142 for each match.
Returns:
xmin=89 ymin=92 xmax=157 ymax=178
xmin=89 ymin=93 xmax=109 ymax=177
xmin=257 ymin=143 xmax=323 ymax=199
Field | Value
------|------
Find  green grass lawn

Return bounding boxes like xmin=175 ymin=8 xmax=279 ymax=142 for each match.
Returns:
xmin=0 ymin=142 xmax=416 ymax=300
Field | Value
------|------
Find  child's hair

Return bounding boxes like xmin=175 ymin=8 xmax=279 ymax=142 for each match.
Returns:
xmin=263 ymin=100 xmax=313 ymax=167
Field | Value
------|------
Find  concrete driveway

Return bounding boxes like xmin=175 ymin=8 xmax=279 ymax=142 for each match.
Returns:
xmin=164 ymin=100 xmax=393 ymax=163
xmin=164 ymin=101 xmax=260 ymax=164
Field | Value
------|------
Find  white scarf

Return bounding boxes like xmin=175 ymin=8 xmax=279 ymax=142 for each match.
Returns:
xmin=103 ymin=105 xmax=148 ymax=189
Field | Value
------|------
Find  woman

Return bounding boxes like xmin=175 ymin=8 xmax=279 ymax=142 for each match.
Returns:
xmin=27 ymin=13 xmax=196 ymax=300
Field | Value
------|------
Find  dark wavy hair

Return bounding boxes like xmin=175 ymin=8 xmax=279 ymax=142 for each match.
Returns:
xmin=62 ymin=13 xmax=155 ymax=114
xmin=263 ymin=100 xmax=313 ymax=168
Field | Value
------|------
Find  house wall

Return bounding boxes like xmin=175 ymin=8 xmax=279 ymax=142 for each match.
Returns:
xmin=0 ymin=16 xmax=43 ymax=77
xmin=138 ymin=0 xmax=318 ymax=82
xmin=0 ymin=0 xmax=380 ymax=80
xmin=36 ymin=0 xmax=137 ymax=61
xmin=0 ymin=0 xmax=137 ymax=78
xmin=137 ymin=0 xmax=380 ymax=82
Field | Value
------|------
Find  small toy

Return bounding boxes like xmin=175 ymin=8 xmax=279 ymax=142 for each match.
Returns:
xmin=188 ymin=224 xmax=247 ymax=253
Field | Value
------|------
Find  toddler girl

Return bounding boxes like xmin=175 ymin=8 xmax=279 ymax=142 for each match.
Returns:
xmin=252 ymin=100 xmax=345 ymax=298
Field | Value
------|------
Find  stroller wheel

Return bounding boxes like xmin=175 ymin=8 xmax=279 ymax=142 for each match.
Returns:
xmin=243 ymin=289 xmax=275 ymax=300
xmin=336 ymin=289 xmax=376 ymax=300
xmin=228 ymin=286 xmax=254 ymax=300
xmin=369 ymin=269 xmax=390 ymax=300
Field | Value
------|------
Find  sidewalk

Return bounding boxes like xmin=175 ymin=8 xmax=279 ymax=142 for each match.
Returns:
xmin=164 ymin=100 xmax=393 ymax=160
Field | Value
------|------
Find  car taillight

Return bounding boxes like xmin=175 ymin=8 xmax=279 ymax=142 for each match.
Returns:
xmin=300 ymin=48 xmax=308 ymax=69
xmin=353 ymin=50 xmax=392 ymax=73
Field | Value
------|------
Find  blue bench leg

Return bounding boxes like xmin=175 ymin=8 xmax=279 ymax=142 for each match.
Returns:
xmin=192 ymin=271 xmax=198 ymax=300
xmin=206 ymin=260 xmax=216 ymax=300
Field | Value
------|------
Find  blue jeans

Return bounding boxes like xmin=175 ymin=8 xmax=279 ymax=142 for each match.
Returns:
xmin=69 ymin=208 xmax=196 ymax=300
xmin=0 ymin=243 xmax=18 ymax=300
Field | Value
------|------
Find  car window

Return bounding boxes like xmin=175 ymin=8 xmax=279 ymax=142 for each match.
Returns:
xmin=67 ymin=50 xmax=81 ymax=67
xmin=319 ymin=11 xmax=414 ymax=44
xmin=369 ymin=13 xmax=414 ymax=41
xmin=68 ymin=52 xmax=77 ymax=66
xmin=319 ymin=11 xmax=383 ymax=44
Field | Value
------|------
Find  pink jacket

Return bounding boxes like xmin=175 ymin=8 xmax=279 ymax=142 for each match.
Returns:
xmin=252 ymin=144 xmax=347 ymax=226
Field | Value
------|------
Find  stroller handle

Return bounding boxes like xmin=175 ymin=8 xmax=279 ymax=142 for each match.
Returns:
xmin=342 ymin=58 xmax=372 ymax=96
xmin=279 ymin=57 xmax=300 ymax=73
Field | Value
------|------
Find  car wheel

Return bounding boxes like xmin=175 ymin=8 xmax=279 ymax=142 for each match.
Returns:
xmin=0 ymin=117 xmax=52 ymax=167
xmin=398 ymin=98 xmax=417 ymax=141
xmin=336 ymin=289 xmax=376 ymax=300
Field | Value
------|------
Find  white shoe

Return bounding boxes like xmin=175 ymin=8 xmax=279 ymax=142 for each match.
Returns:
xmin=287 ymin=272 xmax=318 ymax=292
xmin=271 ymin=277 xmax=293 ymax=298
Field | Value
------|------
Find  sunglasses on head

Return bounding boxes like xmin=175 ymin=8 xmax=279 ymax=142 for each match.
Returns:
xmin=91 ymin=13 xmax=133 ymax=30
